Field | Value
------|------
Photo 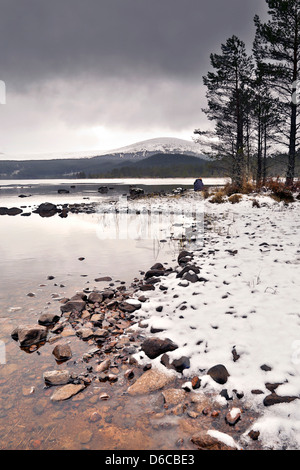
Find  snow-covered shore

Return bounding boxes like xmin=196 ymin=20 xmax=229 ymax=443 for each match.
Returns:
xmin=125 ymin=191 xmax=300 ymax=450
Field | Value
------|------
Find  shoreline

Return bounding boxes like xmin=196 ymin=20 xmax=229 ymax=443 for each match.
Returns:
xmin=3 ymin=189 xmax=300 ymax=450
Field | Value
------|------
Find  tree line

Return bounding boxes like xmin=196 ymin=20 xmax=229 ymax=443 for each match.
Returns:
xmin=194 ymin=0 xmax=300 ymax=188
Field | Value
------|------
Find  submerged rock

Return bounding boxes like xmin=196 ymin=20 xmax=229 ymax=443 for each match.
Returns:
xmin=127 ymin=369 xmax=174 ymax=396
xmin=50 ymin=383 xmax=85 ymax=401
xmin=43 ymin=370 xmax=71 ymax=386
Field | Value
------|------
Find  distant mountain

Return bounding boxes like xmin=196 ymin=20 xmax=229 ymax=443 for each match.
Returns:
xmin=0 ymin=137 xmax=206 ymax=179
xmin=106 ymin=137 xmax=203 ymax=160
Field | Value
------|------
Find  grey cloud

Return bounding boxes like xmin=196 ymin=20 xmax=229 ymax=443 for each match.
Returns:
xmin=0 ymin=0 xmax=268 ymax=155
xmin=1 ymin=0 xmax=267 ymax=88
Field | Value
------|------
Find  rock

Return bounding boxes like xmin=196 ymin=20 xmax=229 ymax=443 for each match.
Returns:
xmin=93 ymin=328 xmax=109 ymax=339
xmin=43 ymin=370 xmax=71 ymax=386
xmin=191 ymin=431 xmax=238 ymax=451
xmin=248 ymin=430 xmax=260 ymax=441
xmin=102 ymin=289 xmax=115 ymax=299
xmin=263 ymin=393 xmax=298 ymax=407
xmin=58 ymin=189 xmax=69 ymax=194
xmin=207 ymin=364 xmax=230 ymax=385
xmin=124 ymin=368 xmax=134 ymax=380
xmin=139 ymin=284 xmax=155 ymax=291
xmin=178 ymin=280 xmax=189 ymax=287
xmin=60 ymin=299 xmax=86 ymax=315
xmin=38 ymin=313 xmax=60 ymax=326
xmin=171 ymin=356 xmax=190 ymax=373
xmin=162 ymin=388 xmax=187 ymax=406
xmin=52 ymin=343 xmax=72 ymax=361
xmin=118 ymin=301 xmax=139 ymax=313
xmin=260 ymin=364 xmax=272 ymax=372
xmin=22 ymin=386 xmax=35 ymax=396
xmin=129 ymin=187 xmax=144 ymax=197
xmin=178 ymin=251 xmax=193 ymax=264
xmin=95 ymin=276 xmax=112 ymax=282
xmin=144 ymin=269 xmax=166 ymax=280
xmin=182 ymin=272 xmax=199 ymax=283
xmin=59 ymin=208 xmax=69 ymax=218
xmin=151 ymin=263 xmax=165 ymax=270
xmin=141 ymin=337 xmax=178 ymax=359
xmin=50 ymin=383 xmax=85 ymax=401
xmin=191 ymin=376 xmax=201 ymax=389
xmin=127 ymin=369 xmax=175 ymax=396
xmin=95 ymin=359 xmax=111 ymax=373
xmin=11 ymin=324 xmax=48 ymax=348
xmin=98 ymin=186 xmax=108 ymax=193
xmin=0 ymin=207 xmax=8 ymax=215
xmin=88 ymin=292 xmax=103 ymax=303
xmin=35 ymin=202 xmax=57 ymax=218
xmin=225 ymin=408 xmax=241 ymax=426
xmin=176 ymin=265 xmax=200 ymax=279
xmin=100 ymin=393 xmax=110 ymax=400
xmin=89 ymin=411 xmax=102 ymax=423
xmin=76 ymin=327 xmax=94 ymax=340
xmin=7 ymin=207 xmax=23 ymax=216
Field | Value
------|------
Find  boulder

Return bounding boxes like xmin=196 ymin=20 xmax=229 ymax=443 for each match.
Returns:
xmin=11 ymin=324 xmax=48 ymax=348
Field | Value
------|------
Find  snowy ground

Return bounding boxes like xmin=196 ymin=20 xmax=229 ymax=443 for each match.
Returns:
xmin=122 ymin=192 xmax=300 ymax=450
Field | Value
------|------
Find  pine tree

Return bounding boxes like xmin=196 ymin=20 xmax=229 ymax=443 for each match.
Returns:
xmin=250 ymin=70 xmax=282 ymax=185
xmin=195 ymin=36 xmax=254 ymax=188
xmin=253 ymin=0 xmax=300 ymax=186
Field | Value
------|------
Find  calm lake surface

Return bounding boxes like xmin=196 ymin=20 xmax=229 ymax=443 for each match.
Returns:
xmin=0 ymin=177 xmax=225 ymax=450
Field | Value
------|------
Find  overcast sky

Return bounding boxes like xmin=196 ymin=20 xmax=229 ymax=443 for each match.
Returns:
xmin=0 ymin=0 xmax=268 ymax=158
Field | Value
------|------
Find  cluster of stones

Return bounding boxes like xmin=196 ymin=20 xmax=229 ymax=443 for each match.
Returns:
xmin=11 ymin=284 xmax=145 ymax=401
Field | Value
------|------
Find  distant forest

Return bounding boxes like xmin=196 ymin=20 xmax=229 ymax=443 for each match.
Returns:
xmin=1 ymin=151 xmax=298 ymax=180
xmin=90 ymin=153 xmax=300 ymax=179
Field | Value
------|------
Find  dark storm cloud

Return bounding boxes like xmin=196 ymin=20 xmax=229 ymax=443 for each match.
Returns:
xmin=0 ymin=0 xmax=268 ymax=155
xmin=0 ymin=0 xmax=266 ymax=88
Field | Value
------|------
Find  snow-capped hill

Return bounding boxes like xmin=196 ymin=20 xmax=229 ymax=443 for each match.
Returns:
xmin=1 ymin=137 xmax=203 ymax=162
xmin=107 ymin=137 xmax=202 ymax=159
